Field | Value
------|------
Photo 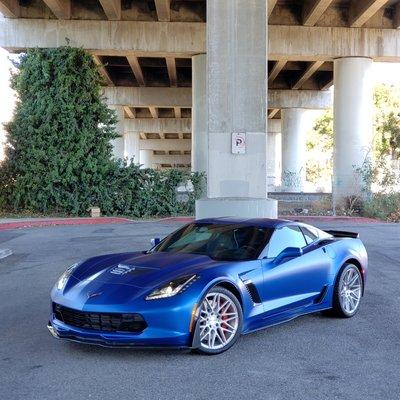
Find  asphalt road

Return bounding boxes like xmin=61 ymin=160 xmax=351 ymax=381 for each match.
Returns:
xmin=0 ymin=220 xmax=399 ymax=400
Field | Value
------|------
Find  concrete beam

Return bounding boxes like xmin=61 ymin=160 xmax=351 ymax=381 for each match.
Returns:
xmin=125 ymin=118 xmax=191 ymax=134
xmin=292 ymin=61 xmax=324 ymax=89
xmin=166 ymin=57 xmax=178 ymax=87
xmin=268 ymin=60 xmax=286 ymax=85
xmin=4 ymin=19 xmax=400 ymax=61
xmin=268 ymin=109 xmax=280 ymax=119
xmin=0 ymin=0 xmax=19 ymax=18
xmin=106 ymin=87 xmax=330 ymax=109
xmin=349 ymin=0 xmax=389 ymax=28
xmin=99 ymin=0 xmax=121 ymax=21
xmin=269 ymin=24 xmax=400 ymax=62
xmin=42 ymin=0 xmax=71 ymax=19
xmin=174 ymin=107 xmax=181 ymax=118
xmin=104 ymin=87 xmax=192 ymax=108
xmin=268 ymin=0 xmax=278 ymax=18
xmin=124 ymin=106 xmax=135 ymax=118
xmin=140 ymin=139 xmax=191 ymax=152
xmin=149 ymin=106 xmax=159 ymax=119
xmin=302 ymin=0 xmax=334 ymax=26
xmin=395 ymin=3 xmax=400 ymax=29
xmin=93 ymin=55 xmax=114 ymax=86
xmin=321 ymin=79 xmax=333 ymax=90
xmin=0 ymin=19 xmax=205 ymax=57
xmin=269 ymin=90 xmax=332 ymax=109
xmin=153 ymin=154 xmax=191 ymax=164
xmin=127 ymin=56 xmax=145 ymax=86
xmin=154 ymin=0 xmax=171 ymax=22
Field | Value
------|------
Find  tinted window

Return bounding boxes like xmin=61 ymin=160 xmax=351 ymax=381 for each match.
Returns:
xmin=268 ymin=226 xmax=307 ymax=258
xmin=153 ymin=223 xmax=273 ymax=261
xmin=301 ymin=227 xmax=318 ymax=245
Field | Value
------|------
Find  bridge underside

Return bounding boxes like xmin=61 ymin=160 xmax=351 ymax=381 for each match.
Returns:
xmin=1 ymin=0 xmax=399 ymax=216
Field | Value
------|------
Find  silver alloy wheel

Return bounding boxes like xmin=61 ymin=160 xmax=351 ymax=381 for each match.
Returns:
xmin=339 ymin=266 xmax=362 ymax=314
xmin=199 ymin=292 xmax=239 ymax=350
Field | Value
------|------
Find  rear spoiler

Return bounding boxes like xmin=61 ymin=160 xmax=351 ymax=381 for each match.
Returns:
xmin=324 ymin=230 xmax=359 ymax=239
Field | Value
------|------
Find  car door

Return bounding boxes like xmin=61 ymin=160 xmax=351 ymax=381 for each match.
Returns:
xmin=260 ymin=225 xmax=332 ymax=316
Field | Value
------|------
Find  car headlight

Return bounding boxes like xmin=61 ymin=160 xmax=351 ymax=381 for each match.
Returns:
xmin=145 ymin=275 xmax=198 ymax=300
xmin=56 ymin=263 xmax=79 ymax=291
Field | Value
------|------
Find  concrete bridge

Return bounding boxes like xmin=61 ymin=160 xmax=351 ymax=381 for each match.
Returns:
xmin=1 ymin=0 xmax=399 ymax=217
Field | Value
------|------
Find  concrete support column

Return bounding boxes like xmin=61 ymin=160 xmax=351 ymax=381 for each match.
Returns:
xmin=196 ymin=0 xmax=277 ymax=218
xmin=333 ymin=57 xmax=373 ymax=201
xmin=281 ymin=108 xmax=309 ymax=192
xmin=267 ymin=119 xmax=282 ymax=191
xmin=109 ymin=105 xmax=125 ymax=159
xmin=192 ymin=53 xmax=207 ymax=173
xmin=124 ymin=132 xmax=140 ymax=165
xmin=140 ymin=149 xmax=155 ymax=169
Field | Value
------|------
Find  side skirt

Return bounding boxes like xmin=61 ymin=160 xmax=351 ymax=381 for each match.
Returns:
xmin=242 ymin=304 xmax=332 ymax=336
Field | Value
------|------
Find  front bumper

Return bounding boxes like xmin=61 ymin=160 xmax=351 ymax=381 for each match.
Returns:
xmin=48 ymin=313 xmax=192 ymax=348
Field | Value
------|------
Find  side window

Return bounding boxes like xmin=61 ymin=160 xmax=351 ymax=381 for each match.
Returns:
xmin=268 ymin=226 xmax=307 ymax=258
xmin=301 ymin=227 xmax=318 ymax=245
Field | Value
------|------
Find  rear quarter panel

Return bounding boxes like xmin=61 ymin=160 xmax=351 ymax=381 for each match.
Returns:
xmin=325 ymin=238 xmax=368 ymax=286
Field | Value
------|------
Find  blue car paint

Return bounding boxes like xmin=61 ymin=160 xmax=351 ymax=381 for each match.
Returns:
xmin=49 ymin=218 xmax=368 ymax=348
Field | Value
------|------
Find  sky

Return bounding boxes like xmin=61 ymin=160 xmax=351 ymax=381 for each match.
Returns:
xmin=2 ymin=49 xmax=400 ymax=160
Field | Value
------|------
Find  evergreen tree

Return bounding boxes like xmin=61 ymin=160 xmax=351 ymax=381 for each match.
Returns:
xmin=1 ymin=47 xmax=118 ymax=214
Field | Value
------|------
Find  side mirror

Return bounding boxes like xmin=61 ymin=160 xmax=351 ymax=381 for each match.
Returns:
xmin=151 ymin=238 xmax=161 ymax=247
xmin=273 ymin=247 xmax=303 ymax=265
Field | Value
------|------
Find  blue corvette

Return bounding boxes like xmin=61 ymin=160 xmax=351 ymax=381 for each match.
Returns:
xmin=48 ymin=218 xmax=367 ymax=354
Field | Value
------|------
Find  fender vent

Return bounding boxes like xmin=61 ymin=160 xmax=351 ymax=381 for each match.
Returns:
xmin=314 ymin=285 xmax=328 ymax=304
xmin=243 ymin=280 xmax=262 ymax=304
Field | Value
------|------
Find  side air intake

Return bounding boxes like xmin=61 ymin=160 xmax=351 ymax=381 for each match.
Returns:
xmin=242 ymin=280 xmax=262 ymax=304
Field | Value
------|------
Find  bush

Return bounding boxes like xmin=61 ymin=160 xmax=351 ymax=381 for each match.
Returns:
xmin=363 ymin=193 xmax=400 ymax=222
xmin=0 ymin=47 xmax=205 ymax=217
xmin=101 ymin=163 xmax=205 ymax=217
xmin=354 ymin=157 xmax=400 ymax=222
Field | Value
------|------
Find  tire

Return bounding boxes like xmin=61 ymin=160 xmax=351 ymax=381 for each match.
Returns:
xmin=330 ymin=263 xmax=363 ymax=318
xmin=193 ymin=286 xmax=243 ymax=355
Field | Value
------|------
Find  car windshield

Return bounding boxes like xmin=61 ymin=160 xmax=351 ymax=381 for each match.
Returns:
xmin=152 ymin=223 xmax=274 ymax=261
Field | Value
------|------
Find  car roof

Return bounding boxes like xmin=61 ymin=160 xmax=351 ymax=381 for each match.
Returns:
xmin=195 ymin=217 xmax=295 ymax=229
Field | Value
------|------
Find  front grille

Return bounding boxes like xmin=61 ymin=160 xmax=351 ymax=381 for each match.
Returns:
xmin=53 ymin=303 xmax=147 ymax=333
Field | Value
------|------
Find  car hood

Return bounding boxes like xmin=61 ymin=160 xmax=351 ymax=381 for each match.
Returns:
xmin=71 ymin=251 xmax=219 ymax=289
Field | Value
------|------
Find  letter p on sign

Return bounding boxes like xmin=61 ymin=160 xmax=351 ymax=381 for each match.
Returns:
xmin=232 ymin=132 xmax=246 ymax=154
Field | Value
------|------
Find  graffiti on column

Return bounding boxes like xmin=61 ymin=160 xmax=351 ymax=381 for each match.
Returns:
xmin=282 ymin=169 xmax=302 ymax=191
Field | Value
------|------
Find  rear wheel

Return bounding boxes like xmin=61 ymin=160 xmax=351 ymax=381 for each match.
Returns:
xmin=194 ymin=287 xmax=242 ymax=355
xmin=330 ymin=263 xmax=363 ymax=318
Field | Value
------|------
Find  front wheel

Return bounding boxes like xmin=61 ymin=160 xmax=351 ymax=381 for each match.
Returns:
xmin=331 ymin=263 xmax=363 ymax=318
xmin=194 ymin=287 xmax=243 ymax=355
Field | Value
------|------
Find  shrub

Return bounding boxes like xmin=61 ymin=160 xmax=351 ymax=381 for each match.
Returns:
xmin=363 ymin=192 xmax=400 ymax=222
xmin=0 ymin=47 xmax=205 ymax=217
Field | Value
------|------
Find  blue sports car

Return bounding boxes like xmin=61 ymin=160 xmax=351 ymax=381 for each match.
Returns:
xmin=48 ymin=218 xmax=367 ymax=354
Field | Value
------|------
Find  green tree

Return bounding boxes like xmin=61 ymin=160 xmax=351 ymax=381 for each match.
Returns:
xmin=0 ymin=46 xmax=205 ymax=217
xmin=374 ymin=84 xmax=400 ymax=160
xmin=306 ymin=109 xmax=333 ymax=185
xmin=0 ymin=47 xmax=118 ymax=214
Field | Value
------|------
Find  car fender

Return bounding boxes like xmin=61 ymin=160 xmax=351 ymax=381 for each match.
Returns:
xmin=190 ymin=276 xmax=246 ymax=349
xmin=326 ymin=238 xmax=367 ymax=288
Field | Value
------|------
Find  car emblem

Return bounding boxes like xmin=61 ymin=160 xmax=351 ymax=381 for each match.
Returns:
xmin=87 ymin=291 xmax=103 ymax=299
xmin=110 ymin=263 xmax=136 ymax=276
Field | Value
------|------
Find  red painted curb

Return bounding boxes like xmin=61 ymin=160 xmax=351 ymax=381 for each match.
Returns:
xmin=0 ymin=217 xmax=132 ymax=231
xmin=288 ymin=216 xmax=381 ymax=224
xmin=155 ymin=216 xmax=381 ymax=224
